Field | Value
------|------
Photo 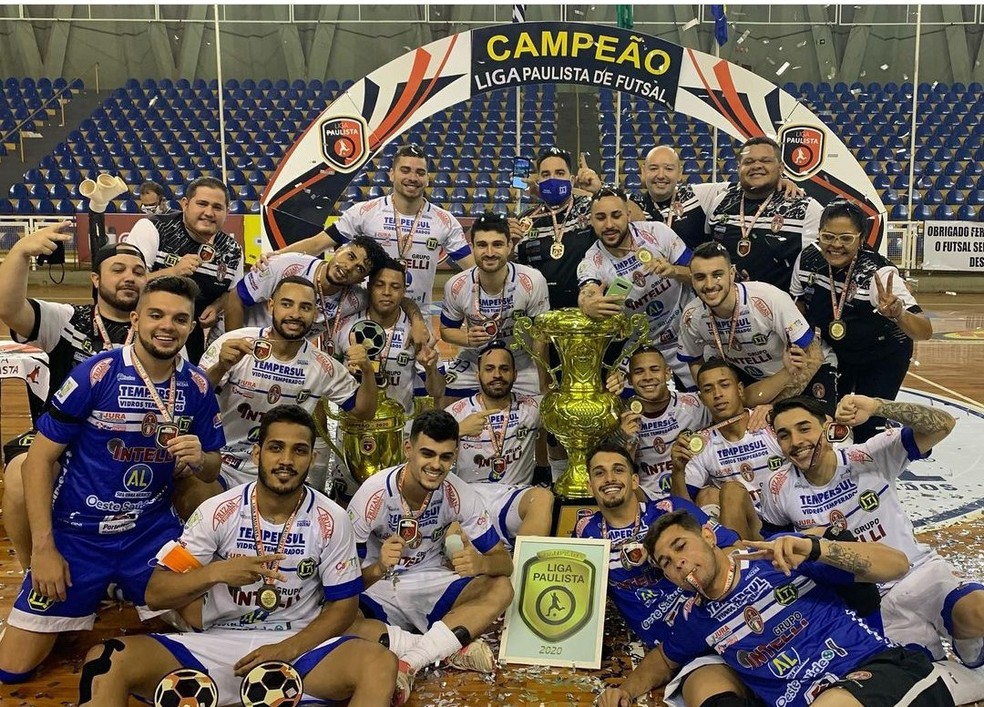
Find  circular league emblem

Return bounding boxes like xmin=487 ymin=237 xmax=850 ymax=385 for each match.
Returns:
xmin=360 ymin=434 xmax=376 ymax=455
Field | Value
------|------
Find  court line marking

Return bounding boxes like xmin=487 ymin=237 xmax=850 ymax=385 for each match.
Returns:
xmin=905 ymin=371 xmax=984 ymax=411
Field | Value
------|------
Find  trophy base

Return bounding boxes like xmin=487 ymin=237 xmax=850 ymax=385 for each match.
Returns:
xmin=551 ymin=496 xmax=600 ymax=538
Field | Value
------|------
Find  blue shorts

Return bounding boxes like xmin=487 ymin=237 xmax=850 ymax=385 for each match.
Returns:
xmin=7 ymin=510 xmax=182 ymax=632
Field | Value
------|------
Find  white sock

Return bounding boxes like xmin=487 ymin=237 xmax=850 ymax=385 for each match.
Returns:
xmin=548 ymin=458 xmax=566 ymax=482
xmin=936 ymin=657 xmax=984 ymax=704
xmin=401 ymin=621 xmax=463 ymax=672
xmin=386 ymin=624 xmax=422 ymax=657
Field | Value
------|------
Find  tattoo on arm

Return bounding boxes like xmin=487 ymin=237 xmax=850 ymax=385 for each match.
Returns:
xmin=400 ymin=297 xmax=423 ymax=323
xmin=873 ymin=400 xmax=955 ymax=435
xmin=823 ymin=542 xmax=873 ymax=578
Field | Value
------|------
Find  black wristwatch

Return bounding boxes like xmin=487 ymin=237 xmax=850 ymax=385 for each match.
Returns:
xmin=806 ymin=535 xmax=823 ymax=562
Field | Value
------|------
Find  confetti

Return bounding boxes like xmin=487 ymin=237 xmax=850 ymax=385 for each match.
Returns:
xmin=776 ymin=62 xmax=791 ymax=76
xmin=681 ymin=17 xmax=700 ymax=31
xmin=880 ymin=64 xmax=889 ymax=71
xmin=737 ymin=30 xmax=750 ymax=44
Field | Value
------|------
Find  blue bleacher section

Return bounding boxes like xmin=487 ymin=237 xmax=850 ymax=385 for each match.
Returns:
xmin=4 ymin=78 xmax=982 ymax=220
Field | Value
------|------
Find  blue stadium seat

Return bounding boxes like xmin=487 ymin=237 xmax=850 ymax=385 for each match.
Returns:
xmin=492 ymin=188 xmax=511 ymax=203
xmin=228 ymin=200 xmax=246 ymax=214
xmin=968 ymin=190 xmax=984 ymax=206
xmin=880 ymin=189 xmax=900 ymax=205
xmin=946 ymin=189 xmax=966 ymax=205
xmin=450 ymin=187 xmax=469 ymax=203
xmin=956 ymin=204 xmax=977 ymax=220
xmin=889 ymin=204 xmax=908 ymax=220
xmin=912 ymin=204 xmax=932 ymax=221
xmin=923 ymin=189 xmax=944 ymax=205
xmin=15 ymin=197 xmax=33 ymax=213
xmin=934 ymin=204 xmax=955 ymax=219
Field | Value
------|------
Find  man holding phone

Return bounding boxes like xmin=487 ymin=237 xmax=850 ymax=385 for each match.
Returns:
xmin=577 ymin=187 xmax=695 ymax=389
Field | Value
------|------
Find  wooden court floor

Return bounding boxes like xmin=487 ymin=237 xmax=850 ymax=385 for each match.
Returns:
xmin=0 ymin=285 xmax=981 ymax=706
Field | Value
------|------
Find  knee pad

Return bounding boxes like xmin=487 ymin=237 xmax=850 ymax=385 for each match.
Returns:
xmin=700 ymin=692 xmax=761 ymax=707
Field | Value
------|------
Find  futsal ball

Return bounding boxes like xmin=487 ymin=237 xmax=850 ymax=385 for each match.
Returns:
xmin=153 ymin=667 xmax=219 ymax=707
xmin=350 ymin=320 xmax=387 ymax=357
xmin=239 ymin=660 xmax=304 ymax=707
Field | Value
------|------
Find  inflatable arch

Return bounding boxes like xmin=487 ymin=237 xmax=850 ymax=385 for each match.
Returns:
xmin=260 ymin=22 xmax=885 ymax=251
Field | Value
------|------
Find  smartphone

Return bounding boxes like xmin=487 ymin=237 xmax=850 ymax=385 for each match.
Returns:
xmin=606 ymin=276 xmax=633 ymax=298
xmin=37 ymin=222 xmax=72 ymax=266
xmin=512 ymin=157 xmax=532 ymax=190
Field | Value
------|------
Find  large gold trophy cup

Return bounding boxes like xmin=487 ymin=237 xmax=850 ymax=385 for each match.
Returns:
xmin=513 ymin=308 xmax=649 ymax=499
xmin=319 ymin=391 xmax=406 ymax=484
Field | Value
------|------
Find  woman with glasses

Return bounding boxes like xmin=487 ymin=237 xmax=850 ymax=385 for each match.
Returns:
xmin=790 ymin=199 xmax=932 ymax=441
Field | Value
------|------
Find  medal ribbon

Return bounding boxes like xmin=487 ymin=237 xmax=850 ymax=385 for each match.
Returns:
xmin=396 ymin=465 xmax=433 ymax=520
xmin=374 ymin=315 xmax=400 ymax=377
xmin=827 ymin=256 xmax=858 ymax=324
xmin=471 ymin=264 xmax=511 ymax=327
xmin=392 ymin=200 xmax=424 ymax=262
xmin=315 ymin=261 xmax=348 ymax=347
xmin=738 ymin=193 xmax=775 ymax=242
xmin=695 ymin=410 xmax=750 ymax=441
xmin=481 ymin=394 xmax=513 ymax=458
xmin=130 ymin=349 xmax=176 ymax=424
xmin=93 ymin=307 xmax=134 ymax=351
xmin=250 ymin=484 xmax=306 ymax=593
xmin=706 ymin=285 xmax=741 ymax=359
xmin=661 ymin=190 xmax=681 ymax=229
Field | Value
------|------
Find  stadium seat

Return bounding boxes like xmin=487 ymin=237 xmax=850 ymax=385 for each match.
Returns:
xmin=956 ymin=204 xmax=977 ymax=220
xmin=889 ymin=204 xmax=908 ymax=220
xmin=934 ymin=204 xmax=955 ymax=219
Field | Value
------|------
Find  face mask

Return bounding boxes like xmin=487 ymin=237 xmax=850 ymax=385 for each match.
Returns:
xmin=539 ymin=178 xmax=572 ymax=207
xmin=141 ymin=203 xmax=163 ymax=215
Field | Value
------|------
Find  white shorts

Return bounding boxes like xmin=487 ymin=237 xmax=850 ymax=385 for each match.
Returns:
xmin=881 ymin=552 xmax=981 ymax=660
xmin=443 ymin=356 xmax=541 ymax=398
xmin=149 ymin=628 xmax=353 ymax=706
xmin=469 ymin=482 xmax=530 ymax=546
xmin=361 ymin=566 xmax=473 ymax=633
xmin=661 ymin=653 xmax=728 ymax=707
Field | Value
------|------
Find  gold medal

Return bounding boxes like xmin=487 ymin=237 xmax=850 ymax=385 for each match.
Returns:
xmin=828 ymin=320 xmax=847 ymax=340
xmin=636 ymin=248 xmax=653 ymax=264
xmin=688 ymin=434 xmax=705 ymax=454
xmin=629 ymin=399 xmax=643 ymax=414
xmin=550 ymin=242 xmax=565 ymax=260
xmin=257 ymin=585 xmax=280 ymax=611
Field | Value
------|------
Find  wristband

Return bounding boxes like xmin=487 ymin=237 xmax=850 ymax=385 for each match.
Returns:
xmin=806 ymin=536 xmax=823 ymax=563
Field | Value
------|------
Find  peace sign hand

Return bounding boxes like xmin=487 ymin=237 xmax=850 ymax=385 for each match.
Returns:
xmin=874 ymin=271 xmax=904 ymax=320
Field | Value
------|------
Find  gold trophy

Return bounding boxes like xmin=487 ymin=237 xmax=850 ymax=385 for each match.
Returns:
xmin=318 ymin=391 xmax=406 ymax=483
xmin=513 ymin=308 xmax=649 ymax=507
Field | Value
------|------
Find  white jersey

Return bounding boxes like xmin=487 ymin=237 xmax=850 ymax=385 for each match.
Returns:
xmin=200 ymin=327 xmax=359 ymax=486
xmin=576 ymin=221 xmax=693 ymax=348
xmin=445 ymin=394 xmax=541 ymax=485
xmin=635 ymin=392 xmax=711 ymax=496
xmin=684 ymin=418 xmax=786 ymax=511
xmin=177 ymin=483 xmax=362 ymax=631
xmin=334 ymin=195 xmax=470 ymax=307
xmin=760 ymin=428 xmax=933 ymax=568
xmin=347 ymin=465 xmax=500 ymax=575
xmin=677 ymin=281 xmax=814 ymax=381
xmin=236 ymin=253 xmax=367 ymax=339
xmin=440 ymin=263 xmax=550 ymax=367
xmin=335 ymin=310 xmax=417 ymax=414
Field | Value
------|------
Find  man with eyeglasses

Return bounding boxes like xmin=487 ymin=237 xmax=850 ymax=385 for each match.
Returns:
xmin=705 ymin=136 xmax=823 ymax=291
xmin=790 ymin=199 xmax=931 ymax=442
xmin=263 ymin=144 xmax=475 ymax=312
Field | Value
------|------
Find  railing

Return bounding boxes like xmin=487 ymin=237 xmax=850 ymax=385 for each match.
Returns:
xmin=0 ymin=215 xmax=80 ymax=266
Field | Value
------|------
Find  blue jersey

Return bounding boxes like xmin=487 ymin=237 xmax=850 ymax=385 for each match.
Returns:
xmin=40 ymin=346 xmax=225 ymax=535
xmin=662 ymin=558 xmax=893 ymax=707
xmin=575 ymin=496 xmax=739 ymax=647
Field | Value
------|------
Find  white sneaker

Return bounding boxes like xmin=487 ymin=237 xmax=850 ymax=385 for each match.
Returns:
xmin=446 ymin=638 xmax=496 ymax=674
xmin=392 ymin=659 xmax=414 ymax=707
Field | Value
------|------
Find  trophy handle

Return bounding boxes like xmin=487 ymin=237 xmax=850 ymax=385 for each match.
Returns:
xmin=314 ymin=401 xmax=346 ymax=462
xmin=511 ymin=315 xmax=559 ymax=379
xmin=605 ymin=313 xmax=652 ymax=378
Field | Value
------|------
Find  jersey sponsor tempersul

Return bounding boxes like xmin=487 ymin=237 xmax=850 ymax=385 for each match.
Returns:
xmin=577 ymin=221 xmax=693 ymax=349
xmin=335 ymin=310 xmax=417 ymax=414
xmin=236 ymin=253 xmax=367 ymax=338
xmin=347 ymin=465 xmax=500 ymax=575
xmin=200 ymin=327 xmax=359 ymax=486
xmin=631 ymin=182 xmax=725 ymax=250
xmin=13 ymin=300 xmax=131 ymax=419
xmin=677 ymin=282 xmax=814 ymax=381
xmin=634 ymin=392 xmax=711 ymax=496
xmin=123 ymin=212 xmax=243 ymax=316
xmin=177 ymin=483 xmax=362 ymax=631
xmin=39 ymin=346 xmax=224 ymax=534
xmin=662 ymin=557 xmax=892 ymax=707
xmin=332 ymin=195 xmax=470 ymax=307
xmin=705 ymin=184 xmax=822 ymax=291
xmin=575 ymin=497 xmax=739 ymax=648
xmin=684 ymin=419 xmax=787 ymax=512
xmin=440 ymin=263 xmax=550 ymax=368
xmin=760 ymin=428 xmax=934 ymax=572
xmin=446 ymin=393 xmax=541 ymax=486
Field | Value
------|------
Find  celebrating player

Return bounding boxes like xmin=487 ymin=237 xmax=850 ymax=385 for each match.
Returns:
xmin=77 ymin=405 xmax=396 ymax=706
xmin=0 ymin=277 xmax=225 ymax=681
xmin=446 ymin=342 xmax=553 ymax=545
xmin=441 ymin=211 xmax=550 ymax=399
xmin=344 ymin=410 xmax=514 ymax=703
